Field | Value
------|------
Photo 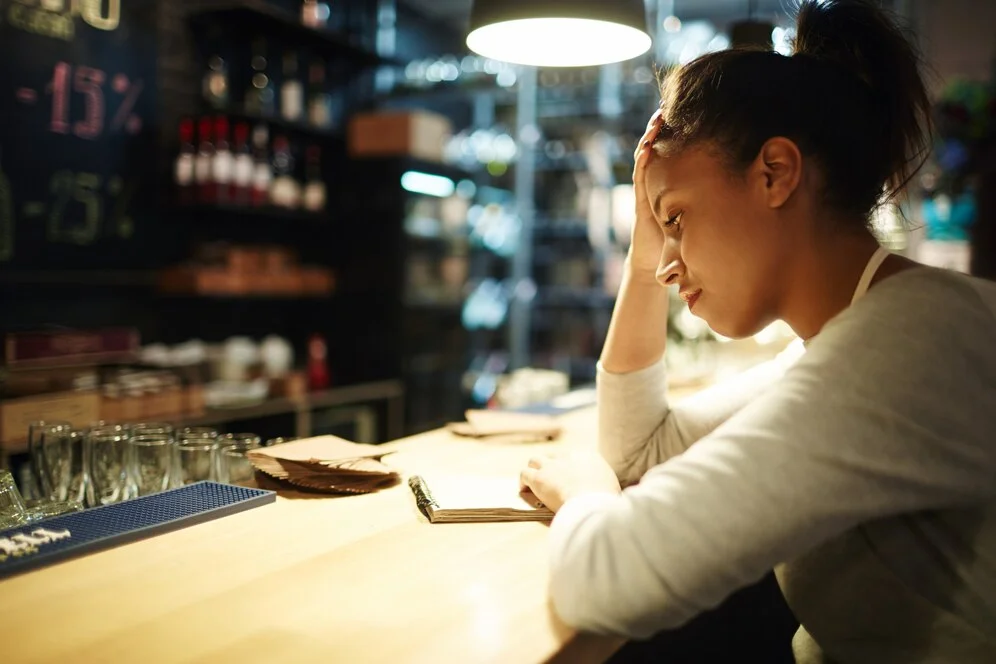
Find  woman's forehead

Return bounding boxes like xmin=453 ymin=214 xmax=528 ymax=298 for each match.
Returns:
xmin=647 ymin=144 xmax=724 ymax=191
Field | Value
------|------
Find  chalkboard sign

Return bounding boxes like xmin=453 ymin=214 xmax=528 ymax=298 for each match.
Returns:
xmin=0 ymin=0 xmax=158 ymax=269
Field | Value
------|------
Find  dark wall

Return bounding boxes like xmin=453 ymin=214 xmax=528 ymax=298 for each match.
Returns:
xmin=971 ymin=143 xmax=996 ymax=280
xmin=393 ymin=3 xmax=467 ymax=63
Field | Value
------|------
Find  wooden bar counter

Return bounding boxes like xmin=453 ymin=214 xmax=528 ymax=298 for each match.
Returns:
xmin=0 ymin=407 xmax=625 ymax=663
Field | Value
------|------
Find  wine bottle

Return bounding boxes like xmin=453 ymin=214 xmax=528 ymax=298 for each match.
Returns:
xmin=212 ymin=116 xmax=233 ymax=204
xmin=251 ymin=124 xmax=271 ymax=208
xmin=232 ymin=122 xmax=253 ymax=206
xmin=280 ymin=51 xmax=304 ymax=123
xmin=175 ymin=118 xmax=195 ymax=205
xmin=271 ymin=135 xmax=301 ymax=209
xmin=302 ymin=145 xmax=326 ymax=213
xmin=195 ymin=117 xmax=215 ymax=204
xmin=307 ymin=59 xmax=333 ymax=130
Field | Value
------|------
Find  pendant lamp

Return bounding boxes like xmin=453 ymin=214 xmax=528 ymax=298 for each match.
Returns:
xmin=466 ymin=0 xmax=652 ymax=68
xmin=730 ymin=0 xmax=774 ymax=50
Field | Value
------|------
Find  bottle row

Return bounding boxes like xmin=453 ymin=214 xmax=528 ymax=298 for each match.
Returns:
xmin=397 ymin=54 xmax=519 ymax=92
xmin=203 ymin=40 xmax=337 ymax=131
xmin=175 ymin=116 xmax=327 ymax=214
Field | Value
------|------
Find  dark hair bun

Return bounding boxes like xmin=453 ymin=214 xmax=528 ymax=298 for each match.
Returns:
xmin=793 ymin=0 xmax=932 ymax=196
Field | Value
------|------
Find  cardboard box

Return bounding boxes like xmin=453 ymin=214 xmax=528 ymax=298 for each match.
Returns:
xmin=141 ymin=390 xmax=164 ymax=420
xmin=0 ymin=390 xmax=101 ymax=454
xmin=161 ymin=386 xmax=183 ymax=418
xmin=160 ymin=267 xmax=246 ymax=296
xmin=270 ymin=372 xmax=306 ymax=400
xmin=348 ymin=110 xmax=453 ymax=163
xmin=4 ymin=329 xmax=139 ymax=369
xmin=184 ymin=385 xmax=205 ymax=416
xmin=120 ymin=391 xmax=143 ymax=422
xmin=100 ymin=390 xmax=123 ymax=423
xmin=300 ymin=268 xmax=335 ymax=295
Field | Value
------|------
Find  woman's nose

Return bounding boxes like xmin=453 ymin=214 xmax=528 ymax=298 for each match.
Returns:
xmin=655 ymin=243 xmax=684 ymax=288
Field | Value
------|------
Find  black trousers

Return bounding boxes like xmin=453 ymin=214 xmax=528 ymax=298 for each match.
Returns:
xmin=607 ymin=573 xmax=798 ymax=663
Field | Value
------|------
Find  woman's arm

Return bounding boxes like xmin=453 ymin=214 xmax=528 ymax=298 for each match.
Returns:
xmin=597 ymin=113 xmax=671 ymax=376
xmin=598 ymin=339 xmax=803 ymax=485
xmin=554 ymin=272 xmax=996 ymax=637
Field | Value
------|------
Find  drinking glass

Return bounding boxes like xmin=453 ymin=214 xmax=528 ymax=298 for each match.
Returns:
xmin=22 ymin=499 xmax=84 ymax=522
xmin=126 ymin=434 xmax=173 ymax=496
xmin=178 ymin=427 xmax=218 ymax=442
xmin=85 ymin=426 xmax=129 ymax=506
xmin=0 ymin=469 xmax=28 ymax=529
xmin=221 ymin=433 xmax=261 ymax=447
xmin=175 ymin=438 xmax=217 ymax=485
xmin=28 ymin=421 xmax=85 ymax=503
xmin=218 ymin=440 xmax=261 ymax=486
xmin=131 ymin=423 xmax=181 ymax=488
xmin=87 ymin=420 xmax=129 ymax=435
xmin=178 ymin=428 xmax=219 ymax=482
xmin=131 ymin=422 xmax=174 ymax=437
xmin=28 ymin=420 xmax=71 ymax=502
xmin=63 ymin=428 xmax=88 ymax=504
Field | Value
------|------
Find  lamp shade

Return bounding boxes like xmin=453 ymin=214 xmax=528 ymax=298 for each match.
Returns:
xmin=466 ymin=0 xmax=652 ymax=68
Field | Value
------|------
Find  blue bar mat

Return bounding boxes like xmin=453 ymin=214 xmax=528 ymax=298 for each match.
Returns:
xmin=0 ymin=482 xmax=275 ymax=580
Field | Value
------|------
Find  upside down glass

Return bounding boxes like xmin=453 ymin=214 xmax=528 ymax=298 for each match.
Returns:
xmin=218 ymin=440 xmax=261 ymax=486
xmin=0 ymin=470 xmax=28 ymax=529
xmin=28 ymin=420 xmax=69 ymax=502
xmin=221 ymin=433 xmax=261 ymax=448
xmin=86 ymin=426 xmax=129 ymax=506
xmin=130 ymin=422 xmax=175 ymax=439
xmin=126 ymin=434 xmax=173 ymax=496
xmin=2 ymin=467 xmax=81 ymax=524
xmin=28 ymin=421 xmax=85 ymax=504
xmin=178 ymin=427 xmax=218 ymax=442
xmin=175 ymin=438 xmax=217 ymax=485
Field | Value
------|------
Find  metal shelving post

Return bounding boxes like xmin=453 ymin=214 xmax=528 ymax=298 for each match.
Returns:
xmin=507 ymin=65 xmax=538 ymax=370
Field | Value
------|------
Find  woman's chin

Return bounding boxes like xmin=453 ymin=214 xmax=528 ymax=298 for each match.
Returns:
xmin=705 ymin=313 xmax=765 ymax=340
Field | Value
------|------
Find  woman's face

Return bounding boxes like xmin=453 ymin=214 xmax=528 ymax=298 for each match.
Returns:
xmin=644 ymin=143 xmax=789 ymax=338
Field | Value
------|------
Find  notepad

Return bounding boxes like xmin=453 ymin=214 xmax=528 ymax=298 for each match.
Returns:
xmin=408 ymin=474 xmax=554 ymax=523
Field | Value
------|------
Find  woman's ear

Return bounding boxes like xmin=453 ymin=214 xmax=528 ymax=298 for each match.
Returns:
xmin=753 ymin=137 xmax=803 ymax=209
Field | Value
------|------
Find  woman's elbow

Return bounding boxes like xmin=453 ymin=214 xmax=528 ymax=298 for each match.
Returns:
xmin=548 ymin=558 xmax=688 ymax=640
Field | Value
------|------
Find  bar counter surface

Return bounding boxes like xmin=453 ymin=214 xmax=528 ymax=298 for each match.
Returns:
xmin=0 ymin=406 xmax=627 ymax=663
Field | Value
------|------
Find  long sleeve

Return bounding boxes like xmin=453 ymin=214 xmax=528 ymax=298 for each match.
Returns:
xmin=555 ymin=269 xmax=996 ymax=638
xmin=597 ymin=339 xmax=804 ymax=485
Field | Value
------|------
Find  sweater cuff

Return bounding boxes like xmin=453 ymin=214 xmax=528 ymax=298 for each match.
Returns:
xmin=596 ymin=356 xmax=667 ymax=388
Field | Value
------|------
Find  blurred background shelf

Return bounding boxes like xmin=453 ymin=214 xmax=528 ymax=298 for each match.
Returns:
xmin=1 ymin=0 xmax=987 ymax=457
xmin=187 ymin=0 xmax=386 ymax=66
xmin=196 ymin=109 xmax=347 ymax=143
xmin=177 ymin=204 xmax=329 ymax=223
xmin=0 ymin=271 xmax=160 ymax=288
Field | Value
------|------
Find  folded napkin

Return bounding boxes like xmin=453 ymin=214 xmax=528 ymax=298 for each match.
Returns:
xmin=446 ymin=410 xmax=562 ymax=443
xmin=247 ymin=436 xmax=400 ymax=494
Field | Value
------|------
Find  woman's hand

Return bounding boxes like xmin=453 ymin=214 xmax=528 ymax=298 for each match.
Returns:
xmin=519 ymin=452 xmax=622 ymax=513
xmin=628 ymin=110 xmax=666 ymax=279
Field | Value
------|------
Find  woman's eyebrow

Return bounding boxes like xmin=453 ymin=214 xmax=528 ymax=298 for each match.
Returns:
xmin=652 ymin=188 xmax=671 ymax=219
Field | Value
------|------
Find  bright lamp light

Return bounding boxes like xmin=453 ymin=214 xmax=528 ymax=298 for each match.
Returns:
xmin=466 ymin=1 xmax=652 ymax=67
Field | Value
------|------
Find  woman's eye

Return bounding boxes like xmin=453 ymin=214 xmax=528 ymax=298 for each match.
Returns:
xmin=663 ymin=212 xmax=682 ymax=229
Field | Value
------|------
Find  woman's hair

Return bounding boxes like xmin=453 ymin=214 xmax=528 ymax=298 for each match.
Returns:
xmin=654 ymin=0 xmax=932 ymax=224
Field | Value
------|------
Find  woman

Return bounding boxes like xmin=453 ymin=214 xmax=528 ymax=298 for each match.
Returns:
xmin=519 ymin=1 xmax=996 ymax=661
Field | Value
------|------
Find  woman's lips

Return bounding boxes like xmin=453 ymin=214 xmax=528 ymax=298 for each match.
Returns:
xmin=680 ymin=289 xmax=702 ymax=309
